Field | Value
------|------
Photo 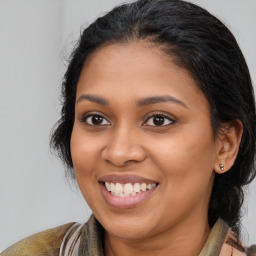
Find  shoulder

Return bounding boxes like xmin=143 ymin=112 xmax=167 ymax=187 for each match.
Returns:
xmin=0 ymin=222 xmax=76 ymax=256
xmin=201 ymin=218 xmax=256 ymax=256
xmin=247 ymin=245 xmax=256 ymax=256
xmin=221 ymin=228 xmax=256 ymax=256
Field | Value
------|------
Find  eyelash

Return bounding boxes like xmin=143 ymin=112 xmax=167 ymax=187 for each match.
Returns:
xmin=80 ymin=113 xmax=111 ymax=126
xmin=143 ymin=112 xmax=176 ymax=127
xmin=79 ymin=112 xmax=176 ymax=127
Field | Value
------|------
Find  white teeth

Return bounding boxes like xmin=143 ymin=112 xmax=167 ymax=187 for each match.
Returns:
xmin=104 ymin=182 xmax=157 ymax=197
xmin=110 ymin=183 xmax=115 ymax=193
xmin=105 ymin=182 xmax=111 ymax=191
xmin=124 ymin=183 xmax=133 ymax=194
xmin=115 ymin=183 xmax=124 ymax=194
xmin=141 ymin=183 xmax=147 ymax=192
xmin=134 ymin=183 xmax=141 ymax=193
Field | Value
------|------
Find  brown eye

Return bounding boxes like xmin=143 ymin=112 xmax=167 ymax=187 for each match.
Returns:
xmin=152 ymin=116 xmax=165 ymax=126
xmin=83 ymin=114 xmax=110 ymax=126
xmin=144 ymin=114 xmax=175 ymax=126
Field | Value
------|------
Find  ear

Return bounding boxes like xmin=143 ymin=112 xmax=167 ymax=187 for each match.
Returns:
xmin=214 ymin=120 xmax=243 ymax=174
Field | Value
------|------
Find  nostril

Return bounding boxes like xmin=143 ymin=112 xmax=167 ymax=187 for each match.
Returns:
xmin=101 ymin=144 xmax=147 ymax=167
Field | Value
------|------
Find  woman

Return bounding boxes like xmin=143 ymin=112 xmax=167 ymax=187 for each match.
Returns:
xmin=1 ymin=0 xmax=255 ymax=255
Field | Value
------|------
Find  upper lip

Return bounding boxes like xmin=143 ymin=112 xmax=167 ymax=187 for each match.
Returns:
xmin=98 ymin=174 xmax=159 ymax=184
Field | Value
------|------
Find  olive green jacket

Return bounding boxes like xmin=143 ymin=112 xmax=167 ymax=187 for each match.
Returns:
xmin=1 ymin=215 xmax=255 ymax=256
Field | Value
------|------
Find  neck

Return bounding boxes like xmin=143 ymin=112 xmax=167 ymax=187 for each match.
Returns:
xmin=104 ymin=214 xmax=211 ymax=256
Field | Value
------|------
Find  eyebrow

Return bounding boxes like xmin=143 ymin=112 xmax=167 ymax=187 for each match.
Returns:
xmin=136 ymin=95 xmax=188 ymax=108
xmin=77 ymin=94 xmax=109 ymax=106
xmin=76 ymin=94 xmax=188 ymax=108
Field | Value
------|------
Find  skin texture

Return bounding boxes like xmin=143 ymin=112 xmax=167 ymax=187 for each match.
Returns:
xmin=70 ymin=42 xmax=243 ymax=256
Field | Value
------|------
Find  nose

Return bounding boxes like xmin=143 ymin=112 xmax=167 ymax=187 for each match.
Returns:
xmin=101 ymin=125 xmax=147 ymax=167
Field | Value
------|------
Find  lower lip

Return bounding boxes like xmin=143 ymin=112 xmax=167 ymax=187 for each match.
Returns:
xmin=99 ymin=183 xmax=158 ymax=209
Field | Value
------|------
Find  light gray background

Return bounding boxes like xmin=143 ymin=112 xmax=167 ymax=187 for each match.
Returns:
xmin=0 ymin=0 xmax=255 ymax=251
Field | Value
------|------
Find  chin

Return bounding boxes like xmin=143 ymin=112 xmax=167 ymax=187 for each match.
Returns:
xmin=105 ymin=222 xmax=154 ymax=240
xmin=95 ymin=210 xmax=160 ymax=241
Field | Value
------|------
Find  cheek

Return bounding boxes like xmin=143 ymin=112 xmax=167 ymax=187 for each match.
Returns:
xmin=150 ymin=122 xmax=216 ymax=202
xmin=70 ymin=126 xmax=103 ymax=209
xmin=156 ymin=121 xmax=216 ymax=172
xmin=71 ymin=125 xmax=100 ymax=172
xmin=70 ymin=125 xmax=104 ymax=200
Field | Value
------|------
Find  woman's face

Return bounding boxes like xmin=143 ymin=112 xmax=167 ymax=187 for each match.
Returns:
xmin=71 ymin=42 xmax=219 ymax=240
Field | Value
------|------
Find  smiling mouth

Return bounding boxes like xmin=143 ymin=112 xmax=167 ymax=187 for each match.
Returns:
xmin=98 ymin=175 xmax=159 ymax=208
xmin=100 ymin=181 xmax=158 ymax=197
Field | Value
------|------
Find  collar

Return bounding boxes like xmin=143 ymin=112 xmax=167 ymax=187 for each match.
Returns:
xmin=78 ymin=215 xmax=246 ymax=256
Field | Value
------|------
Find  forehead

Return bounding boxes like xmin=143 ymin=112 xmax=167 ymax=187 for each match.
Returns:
xmin=79 ymin=41 xmax=180 ymax=85
xmin=76 ymin=42 xmax=209 ymax=112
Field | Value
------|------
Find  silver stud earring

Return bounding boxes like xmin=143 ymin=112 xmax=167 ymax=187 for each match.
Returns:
xmin=219 ymin=164 xmax=224 ymax=172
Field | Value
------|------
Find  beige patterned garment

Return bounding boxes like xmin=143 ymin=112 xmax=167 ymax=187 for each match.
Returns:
xmin=1 ymin=215 xmax=255 ymax=256
xmin=1 ymin=222 xmax=75 ymax=256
